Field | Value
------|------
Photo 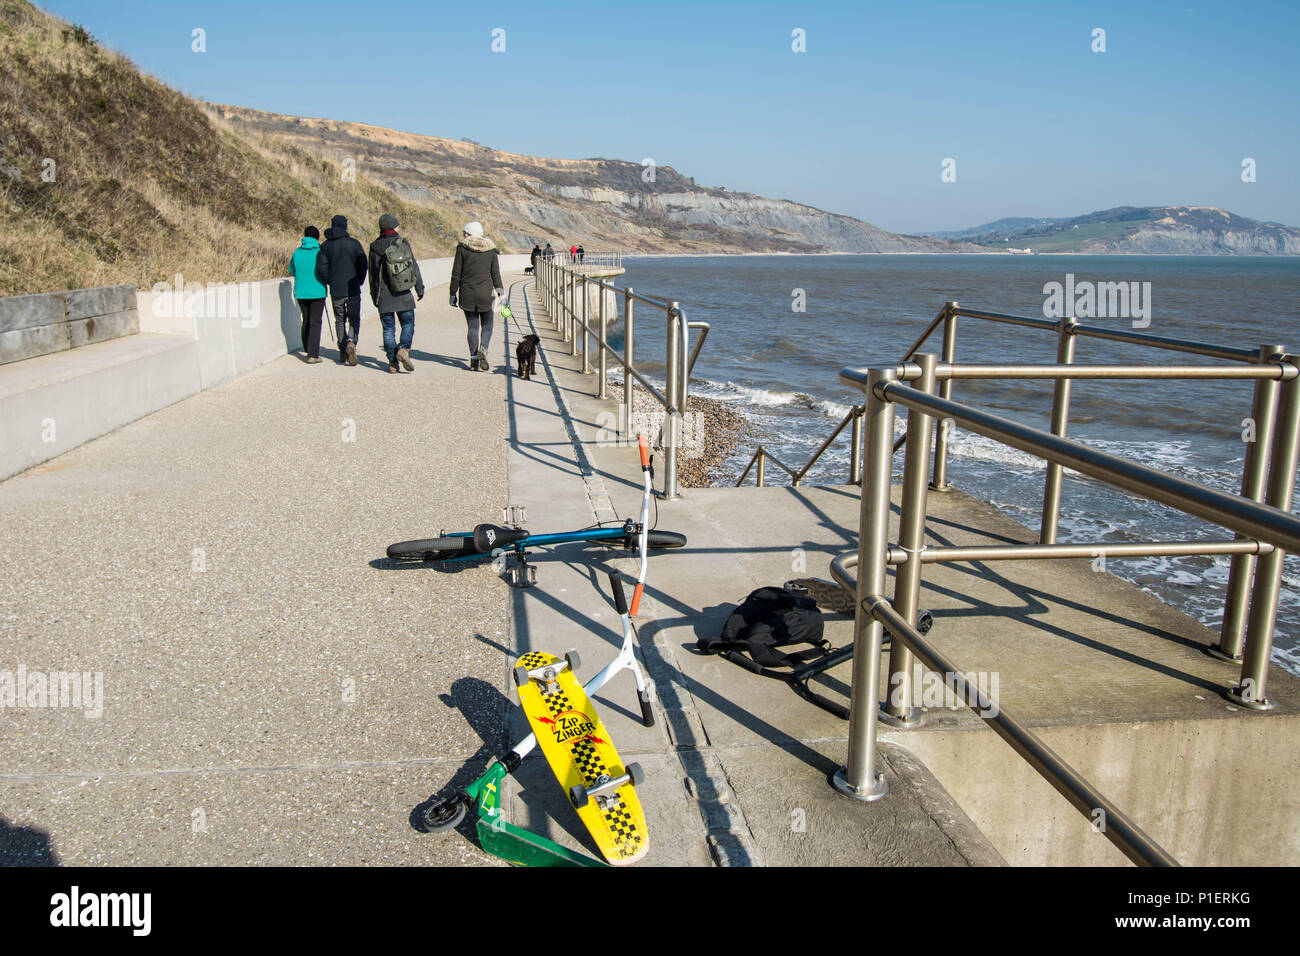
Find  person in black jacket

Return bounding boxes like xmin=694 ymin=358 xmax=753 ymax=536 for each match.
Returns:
xmin=368 ymin=214 xmax=425 ymax=374
xmin=449 ymin=221 xmax=504 ymax=372
xmin=314 ymin=214 xmax=368 ymax=366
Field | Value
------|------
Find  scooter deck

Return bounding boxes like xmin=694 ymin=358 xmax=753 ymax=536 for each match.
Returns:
xmin=515 ymin=650 xmax=649 ymax=865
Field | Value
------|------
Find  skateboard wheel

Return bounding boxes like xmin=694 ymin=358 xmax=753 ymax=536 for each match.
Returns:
xmin=423 ymin=798 xmax=467 ymax=833
xmin=569 ymin=784 xmax=589 ymax=810
xmin=512 ymin=665 xmax=529 ymax=688
xmin=564 ymin=650 xmax=581 ymax=672
xmin=627 ymin=763 xmax=644 ymax=787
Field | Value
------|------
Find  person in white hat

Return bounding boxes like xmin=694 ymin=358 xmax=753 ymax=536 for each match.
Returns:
xmin=449 ymin=221 xmax=504 ymax=371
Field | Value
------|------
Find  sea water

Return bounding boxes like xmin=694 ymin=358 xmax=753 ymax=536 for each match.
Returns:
xmin=618 ymin=254 xmax=1300 ymax=674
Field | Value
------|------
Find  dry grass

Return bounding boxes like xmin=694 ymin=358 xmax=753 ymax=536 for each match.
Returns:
xmin=0 ymin=0 xmax=458 ymax=295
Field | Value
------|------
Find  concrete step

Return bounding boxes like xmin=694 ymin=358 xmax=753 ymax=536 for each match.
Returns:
xmin=0 ymin=332 xmax=200 ymax=480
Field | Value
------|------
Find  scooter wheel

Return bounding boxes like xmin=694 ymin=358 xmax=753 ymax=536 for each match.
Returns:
xmin=627 ymin=762 xmax=644 ymax=787
xmin=512 ymin=665 xmax=530 ymax=688
xmin=564 ymin=650 xmax=581 ymax=672
xmin=569 ymin=784 xmax=589 ymax=810
xmin=423 ymin=798 xmax=468 ymax=833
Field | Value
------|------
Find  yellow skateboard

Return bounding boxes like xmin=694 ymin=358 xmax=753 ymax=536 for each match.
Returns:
xmin=514 ymin=650 xmax=649 ymax=865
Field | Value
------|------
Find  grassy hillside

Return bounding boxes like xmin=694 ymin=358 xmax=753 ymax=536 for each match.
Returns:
xmin=0 ymin=0 xmax=457 ymax=295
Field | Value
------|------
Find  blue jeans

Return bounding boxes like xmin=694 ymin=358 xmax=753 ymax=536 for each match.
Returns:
xmin=380 ymin=310 xmax=415 ymax=361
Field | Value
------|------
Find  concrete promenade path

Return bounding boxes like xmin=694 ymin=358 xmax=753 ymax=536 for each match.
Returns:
xmin=0 ymin=276 xmax=522 ymax=865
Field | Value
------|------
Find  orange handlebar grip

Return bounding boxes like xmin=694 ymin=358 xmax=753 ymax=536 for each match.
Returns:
xmin=638 ymin=434 xmax=650 ymax=468
xmin=630 ymin=582 xmax=644 ymax=617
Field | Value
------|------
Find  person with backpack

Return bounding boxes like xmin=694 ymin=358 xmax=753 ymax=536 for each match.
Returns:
xmin=449 ymin=221 xmax=503 ymax=372
xmin=288 ymin=226 xmax=327 ymax=363
xmin=314 ymin=214 xmax=368 ymax=366
xmin=368 ymin=214 xmax=425 ymax=374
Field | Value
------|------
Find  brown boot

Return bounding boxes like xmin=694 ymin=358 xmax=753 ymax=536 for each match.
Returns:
xmin=388 ymin=361 xmax=399 ymax=374
xmin=397 ymin=347 xmax=413 ymax=371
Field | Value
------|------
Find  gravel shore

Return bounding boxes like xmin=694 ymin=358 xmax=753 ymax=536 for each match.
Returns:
xmin=607 ymin=382 xmax=753 ymax=487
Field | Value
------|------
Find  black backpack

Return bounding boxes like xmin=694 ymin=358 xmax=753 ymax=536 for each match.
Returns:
xmin=698 ymin=586 xmax=828 ymax=669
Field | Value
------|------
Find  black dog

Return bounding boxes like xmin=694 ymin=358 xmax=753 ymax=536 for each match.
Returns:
xmin=515 ymin=334 xmax=540 ymax=380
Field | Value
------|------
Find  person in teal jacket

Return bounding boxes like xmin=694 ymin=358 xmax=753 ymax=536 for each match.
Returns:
xmin=289 ymin=226 xmax=328 ymax=362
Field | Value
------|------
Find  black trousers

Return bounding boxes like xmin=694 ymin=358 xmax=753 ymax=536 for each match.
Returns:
xmin=297 ymin=298 xmax=325 ymax=359
xmin=331 ymin=294 xmax=361 ymax=351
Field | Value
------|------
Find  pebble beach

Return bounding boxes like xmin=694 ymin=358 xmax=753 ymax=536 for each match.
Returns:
xmin=606 ymin=382 xmax=752 ymax=488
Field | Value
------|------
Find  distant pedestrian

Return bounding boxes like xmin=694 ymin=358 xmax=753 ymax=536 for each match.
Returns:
xmin=289 ymin=226 xmax=327 ymax=363
xmin=368 ymin=214 xmax=425 ymax=374
xmin=544 ymin=242 xmax=553 ymax=260
xmin=577 ymin=244 xmax=585 ymax=263
xmin=530 ymin=244 xmax=542 ymax=271
xmin=315 ymin=214 xmax=368 ymax=366
xmin=449 ymin=221 xmax=504 ymax=372
xmin=569 ymin=244 xmax=577 ymax=263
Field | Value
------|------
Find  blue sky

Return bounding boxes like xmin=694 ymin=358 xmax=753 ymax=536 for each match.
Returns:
xmin=35 ymin=0 xmax=1300 ymax=233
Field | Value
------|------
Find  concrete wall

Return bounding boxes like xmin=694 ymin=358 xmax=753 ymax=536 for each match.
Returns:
xmin=0 ymin=285 xmax=139 ymax=366
xmin=137 ymin=253 xmax=532 ymax=389
xmin=887 ymin=712 xmax=1300 ymax=866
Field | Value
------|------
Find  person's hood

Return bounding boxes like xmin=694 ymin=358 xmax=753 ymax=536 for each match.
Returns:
xmin=460 ymin=235 xmax=496 ymax=253
xmin=299 ymin=236 xmax=320 ymax=250
xmin=324 ymin=215 xmax=349 ymax=240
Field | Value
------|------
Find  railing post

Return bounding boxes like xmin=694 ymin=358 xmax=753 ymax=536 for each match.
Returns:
xmin=598 ymin=280 xmax=608 ymax=398
xmin=1229 ymin=360 xmax=1300 ymax=710
xmin=585 ymin=277 xmax=595 ymax=374
xmin=833 ymin=368 xmax=896 ymax=802
xmin=1040 ymin=315 xmax=1079 ymax=543
xmin=663 ymin=302 xmax=682 ymax=500
xmin=756 ymin=449 xmax=766 ymax=487
xmin=568 ymin=271 xmax=577 ymax=352
xmin=849 ymin=408 xmax=863 ymax=485
xmin=551 ymin=260 xmax=559 ymax=330
xmin=623 ymin=288 xmax=634 ymax=438
xmin=1212 ymin=343 xmax=1285 ymax=661
xmin=930 ymin=302 xmax=958 ymax=490
xmin=882 ymin=354 xmax=937 ymax=727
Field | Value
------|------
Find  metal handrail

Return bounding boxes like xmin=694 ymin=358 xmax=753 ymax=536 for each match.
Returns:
xmin=831 ymin=350 xmax=1300 ymax=865
xmin=741 ymin=299 xmax=1293 ymax=672
xmin=736 ymin=404 xmax=866 ymax=487
xmin=533 ymin=255 xmax=707 ymax=499
xmin=537 ymin=252 xmax=624 ymax=269
xmin=829 ymin=548 xmax=1177 ymax=867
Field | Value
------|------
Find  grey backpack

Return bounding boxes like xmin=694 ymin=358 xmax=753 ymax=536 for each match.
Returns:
xmin=383 ymin=237 xmax=417 ymax=293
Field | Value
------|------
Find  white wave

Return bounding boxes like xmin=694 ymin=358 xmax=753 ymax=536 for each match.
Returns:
xmin=692 ymin=379 xmax=856 ymax=420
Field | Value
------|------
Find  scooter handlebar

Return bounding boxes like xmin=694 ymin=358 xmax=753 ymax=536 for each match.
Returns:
xmin=609 ymin=571 xmax=629 ymax=616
